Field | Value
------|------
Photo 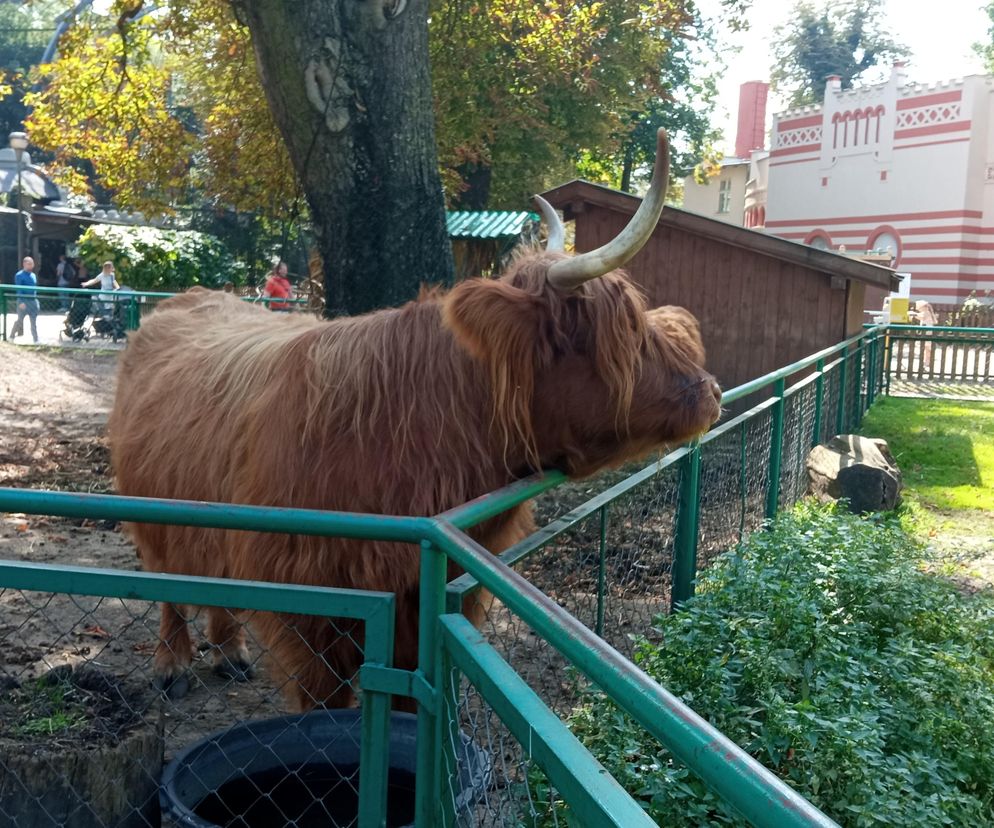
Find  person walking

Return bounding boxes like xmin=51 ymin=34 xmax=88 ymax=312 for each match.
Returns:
xmin=81 ymin=261 xmax=121 ymax=315
xmin=11 ymin=256 xmax=40 ymax=343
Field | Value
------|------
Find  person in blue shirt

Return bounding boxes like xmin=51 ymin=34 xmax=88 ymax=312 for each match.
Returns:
xmin=12 ymin=256 xmax=39 ymax=343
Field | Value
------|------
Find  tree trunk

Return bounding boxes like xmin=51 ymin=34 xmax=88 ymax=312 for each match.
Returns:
xmin=0 ymin=724 xmax=163 ymax=827
xmin=620 ymin=141 xmax=635 ymax=193
xmin=238 ymin=0 xmax=455 ymax=315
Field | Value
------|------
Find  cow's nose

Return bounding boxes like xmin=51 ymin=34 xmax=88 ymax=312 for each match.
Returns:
xmin=710 ymin=380 xmax=722 ymax=405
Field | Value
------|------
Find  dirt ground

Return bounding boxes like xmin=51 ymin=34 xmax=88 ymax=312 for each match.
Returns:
xmin=0 ymin=344 xmax=290 ymax=771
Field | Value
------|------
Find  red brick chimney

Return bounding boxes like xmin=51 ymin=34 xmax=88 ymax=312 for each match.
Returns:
xmin=735 ymin=81 xmax=769 ymax=159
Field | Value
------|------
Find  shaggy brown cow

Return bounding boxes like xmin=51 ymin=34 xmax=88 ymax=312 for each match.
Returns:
xmin=108 ymin=130 xmax=721 ymax=709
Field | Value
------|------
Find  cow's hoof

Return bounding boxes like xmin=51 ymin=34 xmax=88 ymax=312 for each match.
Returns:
xmin=213 ymin=658 xmax=255 ymax=683
xmin=154 ymin=672 xmax=190 ymax=700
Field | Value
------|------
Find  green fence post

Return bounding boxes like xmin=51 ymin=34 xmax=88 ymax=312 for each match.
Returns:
xmin=358 ymin=598 xmax=395 ymax=828
xmin=836 ymin=348 xmax=848 ymax=435
xmin=866 ymin=336 xmax=876 ymax=411
xmin=851 ymin=343 xmax=863 ymax=428
xmin=812 ymin=357 xmax=825 ymax=447
xmin=437 ymin=636 xmax=459 ymax=828
xmin=765 ymin=378 xmax=786 ymax=521
xmin=738 ymin=422 xmax=748 ymax=543
xmin=671 ymin=441 xmax=701 ymax=610
xmin=884 ymin=328 xmax=892 ymax=396
xmin=596 ymin=505 xmax=608 ymax=637
xmin=415 ymin=539 xmax=446 ymax=827
xmin=1 ymin=288 xmax=7 ymax=342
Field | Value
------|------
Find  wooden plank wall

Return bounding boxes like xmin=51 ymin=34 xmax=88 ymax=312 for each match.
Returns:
xmin=575 ymin=207 xmax=848 ymax=394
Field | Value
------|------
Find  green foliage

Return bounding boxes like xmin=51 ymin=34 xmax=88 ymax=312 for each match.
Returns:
xmin=770 ymin=1 xmax=908 ymax=107
xmin=430 ymin=1 xmax=723 ymax=205
xmin=77 ymin=224 xmax=245 ymax=291
xmin=974 ymin=2 xmax=994 ymax=73
xmin=554 ymin=504 xmax=994 ymax=826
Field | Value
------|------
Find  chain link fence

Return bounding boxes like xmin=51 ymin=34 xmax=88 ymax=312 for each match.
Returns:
xmin=0 ymin=550 xmax=404 ymax=828
xmin=440 ymin=332 xmax=888 ymax=823
xmin=0 ymin=330 xmax=896 ymax=827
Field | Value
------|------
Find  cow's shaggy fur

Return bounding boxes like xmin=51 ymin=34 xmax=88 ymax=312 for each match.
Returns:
xmin=108 ymin=250 xmax=720 ymax=709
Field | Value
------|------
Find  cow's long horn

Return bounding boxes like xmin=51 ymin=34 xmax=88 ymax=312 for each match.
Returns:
xmin=532 ymin=194 xmax=565 ymax=251
xmin=547 ymin=128 xmax=670 ymax=290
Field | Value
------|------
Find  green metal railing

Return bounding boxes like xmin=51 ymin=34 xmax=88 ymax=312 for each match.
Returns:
xmin=0 ymin=284 xmax=313 ymax=342
xmin=0 ymin=483 xmax=838 ymax=827
xmin=6 ymin=321 xmax=949 ymax=827
xmin=447 ymin=325 xmax=887 ymax=615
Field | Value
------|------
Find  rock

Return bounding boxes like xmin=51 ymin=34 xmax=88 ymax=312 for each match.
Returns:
xmin=807 ymin=435 xmax=902 ymax=513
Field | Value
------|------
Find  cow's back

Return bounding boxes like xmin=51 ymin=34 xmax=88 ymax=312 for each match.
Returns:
xmin=109 ymin=289 xmax=322 ymax=577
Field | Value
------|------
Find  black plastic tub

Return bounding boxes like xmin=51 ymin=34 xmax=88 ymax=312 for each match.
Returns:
xmin=160 ymin=710 xmax=490 ymax=827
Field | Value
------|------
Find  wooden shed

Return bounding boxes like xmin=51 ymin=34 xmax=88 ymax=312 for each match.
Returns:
xmin=540 ymin=181 xmax=900 ymax=394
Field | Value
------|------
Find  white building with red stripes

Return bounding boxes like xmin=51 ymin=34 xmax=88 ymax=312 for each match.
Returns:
xmin=766 ymin=63 xmax=994 ymax=303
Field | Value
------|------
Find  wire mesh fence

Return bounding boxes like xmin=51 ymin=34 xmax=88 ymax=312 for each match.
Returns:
xmin=0 ymin=557 xmax=402 ymax=828
xmin=439 ymin=332 xmax=893 ymax=822
xmin=0 ymin=327 xmax=903 ymax=827
xmin=440 ymin=661 xmax=557 ymax=827
xmin=699 ymin=406 xmax=772 ymax=567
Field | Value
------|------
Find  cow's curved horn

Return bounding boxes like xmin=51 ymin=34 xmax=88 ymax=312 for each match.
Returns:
xmin=532 ymin=194 xmax=565 ymax=251
xmin=547 ymin=128 xmax=670 ymax=290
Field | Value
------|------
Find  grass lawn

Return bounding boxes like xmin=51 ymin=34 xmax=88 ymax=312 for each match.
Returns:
xmin=859 ymin=397 xmax=994 ymax=552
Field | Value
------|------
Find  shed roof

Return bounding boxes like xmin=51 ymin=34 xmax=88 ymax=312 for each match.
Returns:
xmin=540 ymin=180 xmax=900 ymax=292
xmin=446 ymin=210 xmax=538 ymax=240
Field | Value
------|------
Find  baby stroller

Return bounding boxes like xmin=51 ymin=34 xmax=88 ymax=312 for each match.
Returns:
xmin=60 ymin=293 xmax=93 ymax=342
xmin=92 ymin=287 xmax=134 ymax=343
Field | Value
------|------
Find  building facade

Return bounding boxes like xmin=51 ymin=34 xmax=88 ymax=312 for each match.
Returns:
xmin=766 ymin=65 xmax=994 ymax=303
xmin=681 ymin=158 xmax=750 ymax=225
xmin=682 ymin=81 xmax=769 ymax=228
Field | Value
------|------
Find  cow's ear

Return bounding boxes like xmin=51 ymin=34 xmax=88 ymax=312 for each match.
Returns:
xmin=443 ymin=278 xmax=543 ymax=363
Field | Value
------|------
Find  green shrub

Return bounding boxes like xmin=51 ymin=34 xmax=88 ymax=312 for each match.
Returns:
xmin=556 ymin=504 xmax=994 ymax=826
xmin=76 ymin=224 xmax=246 ymax=292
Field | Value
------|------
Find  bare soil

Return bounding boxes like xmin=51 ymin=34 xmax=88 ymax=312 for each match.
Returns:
xmin=0 ymin=344 xmax=288 ymax=769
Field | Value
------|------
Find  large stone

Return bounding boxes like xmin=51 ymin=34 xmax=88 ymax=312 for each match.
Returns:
xmin=806 ymin=435 xmax=902 ymax=513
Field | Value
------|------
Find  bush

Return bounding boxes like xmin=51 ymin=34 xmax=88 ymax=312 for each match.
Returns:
xmin=556 ymin=504 xmax=994 ymax=826
xmin=76 ymin=224 xmax=246 ymax=292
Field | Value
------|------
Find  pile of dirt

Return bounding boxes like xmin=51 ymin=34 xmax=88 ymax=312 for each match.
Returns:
xmin=0 ymin=663 xmax=156 ymax=751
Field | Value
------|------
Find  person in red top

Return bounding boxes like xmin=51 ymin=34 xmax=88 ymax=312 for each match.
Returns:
xmin=261 ymin=261 xmax=293 ymax=311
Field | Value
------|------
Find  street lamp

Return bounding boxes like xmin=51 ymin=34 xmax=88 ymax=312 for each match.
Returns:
xmin=9 ymin=131 xmax=28 ymax=266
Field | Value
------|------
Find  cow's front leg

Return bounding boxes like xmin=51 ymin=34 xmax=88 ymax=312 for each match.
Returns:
xmin=207 ymin=606 xmax=255 ymax=682
xmin=154 ymin=602 xmax=195 ymax=699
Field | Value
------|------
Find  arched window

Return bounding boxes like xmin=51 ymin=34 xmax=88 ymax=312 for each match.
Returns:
xmin=841 ymin=112 xmax=851 ymax=147
xmin=852 ymin=110 xmax=862 ymax=146
xmin=868 ymin=226 xmax=901 ymax=266
xmin=832 ymin=113 xmax=841 ymax=149
xmin=863 ymin=108 xmax=873 ymax=144
xmin=805 ymin=230 xmax=832 ymax=250
xmin=757 ymin=206 xmax=766 ymax=227
xmin=874 ymin=105 xmax=885 ymax=143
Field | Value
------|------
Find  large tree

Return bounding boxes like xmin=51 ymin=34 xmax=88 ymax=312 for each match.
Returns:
xmin=770 ymin=0 xmax=908 ymax=107
xmin=429 ymin=1 xmax=707 ymax=206
xmin=235 ymin=0 xmax=453 ymax=314
xmin=16 ymin=0 xmax=727 ymax=312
